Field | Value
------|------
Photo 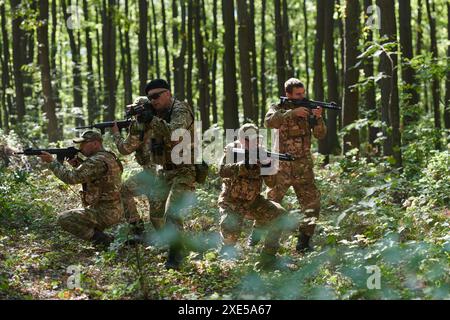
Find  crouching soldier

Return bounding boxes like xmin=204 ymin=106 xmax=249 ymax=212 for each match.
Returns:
xmin=218 ymin=123 xmax=287 ymax=269
xmin=38 ymin=130 xmax=124 ymax=249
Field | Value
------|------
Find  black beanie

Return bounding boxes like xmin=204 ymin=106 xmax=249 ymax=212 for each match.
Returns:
xmin=145 ymin=79 xmax=170 ymax=94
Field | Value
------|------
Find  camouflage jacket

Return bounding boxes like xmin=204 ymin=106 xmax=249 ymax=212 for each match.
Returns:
xmin=264 ymin=102 xmax=327 ymax=158
xmin=218 ymin=141 xmax=276 ymax=203
xmin=49 ymin=150 xmax=123 ymax=208
xmin=143 ymin=98 xmax=195 ymax=167
xmin=113 ymin=121 xmax=153 ymax=168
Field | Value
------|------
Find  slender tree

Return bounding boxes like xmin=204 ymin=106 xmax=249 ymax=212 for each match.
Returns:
xmin=302 ymin=0 xmax=310 ymax=89
xmin=173 ymin=0 xmax=187 ymax=100
xmin=446 ymin=1 xmax=450 ymax=129
xmin=260 ymin=0 xmax=267 ymax=126
xmin=1 ymin=2 xmax=12 ymax=129
xmin=211 ymin=0 xmax=218 ymax=123
xmin=342 ymin=0 xmax=360 ymax=153
xmin=363 ymin=0 xmax=378 ymax=151
xmin=399 ymin=0 xmax=420 ymax=125
xmin=102 ymin=0 xmax=117 ymax=121
xmin=222 ymin=0 xmax=239 ymax=129
xmin=236 ymin=0 xmax=254 ymax=122
xmin=324 ymin=0 xmax=340 ymax=156
xmin=138 ymin=0 xmax=148 ymax=94
xmin=274 ymin=0 xmax=285 ymax=95
xmin=248 ymin=0 xmax=259 ymax=124
xmin=193 ymin=0 xmax=210 ymax=130
xmin=425 ymin=0 xmax=441 ymax=143
xmin=161 ymin=0 xmax=171 ymax=84
xmin=377 ymin=0 xmax=402 ymax=166
xmin=150 ymin=0 xmax=160 ymax=78
xmin=37 ymin=0 xmax=58 ymax=141
xmin=10 ymin=0 xmax=26 ymax=121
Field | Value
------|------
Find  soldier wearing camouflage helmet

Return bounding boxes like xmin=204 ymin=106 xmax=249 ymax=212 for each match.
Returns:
xmin=137 ymin=79 xmax=197 ymax=270
xmin=112 ymin=96 xmax=158 ymax=240
xmin=38 ymin=130 xmax=124 ymax=249
xmin=263 ymin=78 xmax=326 ymax=253
xmin=218 ymin=123 xmax=287 ymax=269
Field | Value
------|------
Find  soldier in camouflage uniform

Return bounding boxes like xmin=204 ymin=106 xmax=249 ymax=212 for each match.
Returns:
xmin=38 ymin=131 xmax=124 ymax=249
xmin=138 ymin=79 xmax=196 ymax=269
xmin=112 ymin=96 xmax=158 ymax=237
xmin=263 ymin=78 xmax=326 ymax=253
xmin=218 ymin=123 xmax=286 ymax=269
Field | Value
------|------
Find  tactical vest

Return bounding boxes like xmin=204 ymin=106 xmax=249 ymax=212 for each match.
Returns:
xmin=221 ymin=141 xmax=262 ymax=202
xmin=81 ymin=150 xmax=123 ymax=207
xmin=149 ymin=99 xmax=195 ymax=167
xmin=273 ymin=102 xmax=312 ymax=158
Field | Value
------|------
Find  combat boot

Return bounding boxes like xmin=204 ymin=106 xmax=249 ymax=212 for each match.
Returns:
xmin=165 ymin=245 xmax=184 ymax=270
xmin=91 ymin=230 xmax=114 ymax=250
xmin=247 ymin=229 xmax=263 ymax=247
xmin=296 ymin=233 xmax=313 ymax=253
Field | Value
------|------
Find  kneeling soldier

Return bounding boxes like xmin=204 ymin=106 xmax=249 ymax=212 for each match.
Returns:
xmin=39 ymin=130 xmax=124 ymax=249
xmin=218 ymin=123 xmax=287 ymax=269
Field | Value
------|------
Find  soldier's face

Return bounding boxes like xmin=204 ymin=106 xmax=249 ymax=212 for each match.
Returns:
xmin=79 ymin=140 xmax=101 ymax=156
xmin=148 ymin=89 xmax=171 ymax=111
xmin=287 ymin=87 xmax=306 ymax=100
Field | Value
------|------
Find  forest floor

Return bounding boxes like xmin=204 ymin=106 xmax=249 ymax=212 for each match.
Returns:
xmin=0 ymin=129 xmax=449 ymax=300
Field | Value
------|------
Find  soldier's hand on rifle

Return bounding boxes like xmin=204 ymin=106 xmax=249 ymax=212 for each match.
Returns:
xmin=111 ymin=121 xmax=119 ymax=134
xmin=312 ymin=107 xmax=323 ymax=119
xmin=68 ymin=156 xmax=82 ymax=168
xmin=293 ymin=107 xmax=310 ymax=119
xmin=38 ymin=151 xmax=54 ymax=163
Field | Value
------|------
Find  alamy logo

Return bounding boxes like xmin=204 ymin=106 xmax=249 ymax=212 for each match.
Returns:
xmin=366 ymin=265 xmax=381 ymax=290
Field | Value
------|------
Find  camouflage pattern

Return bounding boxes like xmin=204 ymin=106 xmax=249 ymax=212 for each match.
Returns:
xmin=142 ymin=98 xmax=196 ymax=232
xmin=48 ymin=149 xmax=124 ymax=240
xmin=143 ymin=98 xmax=195 ymax=166
xmin=264 ymin=102 xmax=326 ymax=236
xmin=113 ymin=122 xmax=157 ymax=224
xmin=218 ymin=141 xmax=286 ymax=254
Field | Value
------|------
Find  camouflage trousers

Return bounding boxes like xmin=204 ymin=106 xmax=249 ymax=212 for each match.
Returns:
xmin=267 ymin=155 xmax=320 ymax=237
xmin=57 ymin=200 xmax=124 ymax=240
xmin=219 ymin=195 xmax=286 ymax=254
xmin=120 ymin=167 xmax=158 ymax=226
xmin=149 ymin=165 xmax=196 ymax=244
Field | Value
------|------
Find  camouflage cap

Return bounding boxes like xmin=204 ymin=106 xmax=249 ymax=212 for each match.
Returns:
xmin=73 ymin=130 xmax=103 ymax=143
xmin=238 ymin=123 xmax=262 ymax=141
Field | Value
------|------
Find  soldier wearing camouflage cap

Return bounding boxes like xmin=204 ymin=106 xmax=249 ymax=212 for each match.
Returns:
xmin=112 ymin=96 xmax=158 ymax=241
xmin=218 ymin=123 xmax=287 ymax=269
xmin=39 ymin=130 xmax=124 ymax=249
xmin=264 ymin=78 xmax=327 ymax=253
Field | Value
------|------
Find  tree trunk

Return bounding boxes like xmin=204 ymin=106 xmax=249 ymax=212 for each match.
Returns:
xmin=10 ymin=0 xmax=26 ymax=122
xmin=425 ymin=0 xmax=441 ymax=146
xmin=282 ymin=0 xmax=294 ymax=78
xmin=342 ymin=0 xmax=360 ymax=154
xmin=363 ymin=0 xmax=378 ymax=152
xmin=138 ymin=0 xmax=148 ymax=94
xmin=302 ymin=0 xmax=310 ymax=90
xmin=173 ymin=0 xmax=186 ymax=101
xmin=399 ymin=0 xmax=420 ymax=125
xmin=62 ymin=0 xmax=84 ymax=127
xmin=211 ymin=0 xmax=218 ymax=123
xmin=314 ymin=0 xmax=327 ymax=157
xmin=37 ymin=0 xmax=58 ymax=141
xmin=377 ymin=0 xmax=402 ymax=167
xmin=124 ymin=0 xmax=132 ymax=103
xmin=260 ymin=0 xmax=267 ymax=127
xmin=83 ymin=0 xmax=98 ymax=123
xmin=150 ymin=0 xmax=160 ymax=78
xmin=161 ymin=0 xmax=171 ymax=84
xmin=274 ymin=0 xmax=285 ymax=95
xmin=186 ymin=0 xmax=193 ymax=107
xmin=446 ymin=1 xmax=450 ymax=129
xmin=1 ymin=3 xmax=12 ymax=130
xmin=95 ymin=8 xmax=102 ymax=110
xmin=324 ymin=0 xmax=340 ymax=156
xmin=102 ymin=0 xmax=117 ymax=121
xmin=248 ymin=0 xmax=259 ymax=124
xmin=193 ymin=0 xmax=210 ymax=130
xmin=236 ymin=0 xmax=254 ymax=123
xmin=222 ymin=0 xmax=239 ymax=129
